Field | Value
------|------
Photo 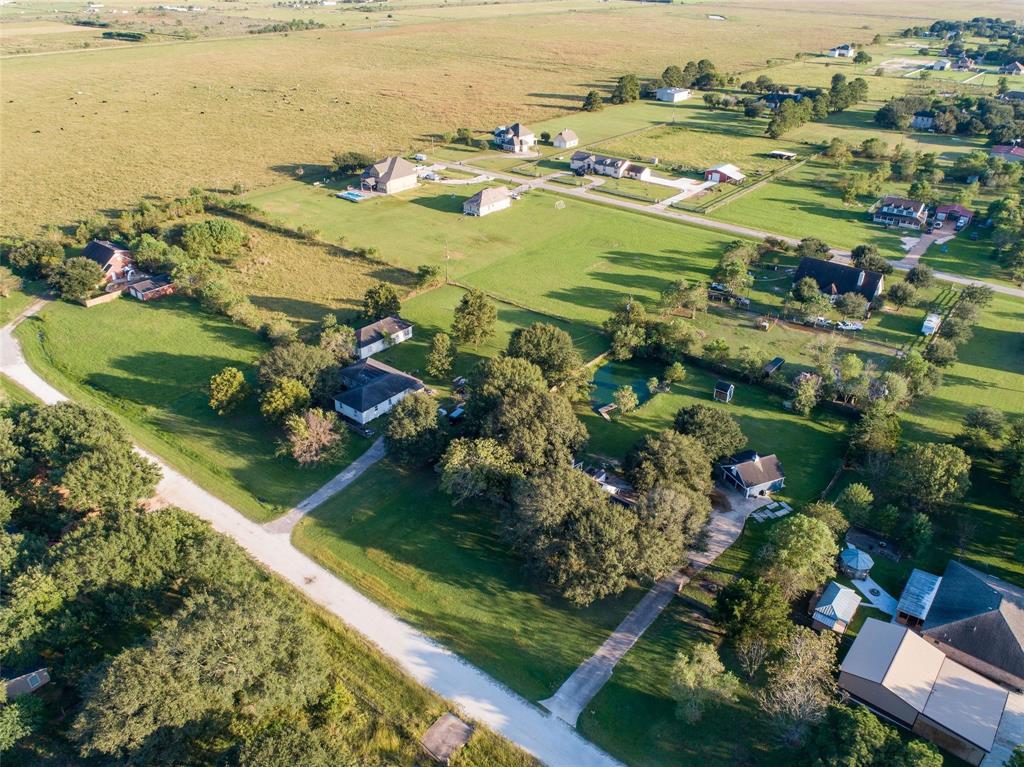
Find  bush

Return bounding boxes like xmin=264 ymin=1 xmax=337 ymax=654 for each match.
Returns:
xmin=208 ymin=367 xmax=251 ymax=415
xmin=48 ymin=257 xmax=104 ymax=301
xmin=7 ymin=239 xmax=64 ymax=277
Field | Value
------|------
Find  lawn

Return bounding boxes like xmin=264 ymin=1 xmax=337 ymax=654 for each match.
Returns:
xmin=292 ymin=461 xmax=644 ymax=702
xmin=580 ymin=360 xmax=849 ymax=505
xmin=0 ymin=278 xmax=47 ymax=325
xmin=14 ymin=296 xmax=373 ymax=522
xmin=591 ymin=176 xmax=677 ymax=203
xmin=0 ymin=373 xmax=39 ymax=405
xmin=922 ymin=227 xmax=1019 ymax=287
xmin=374 ymin=284 xmax=606 ymax=396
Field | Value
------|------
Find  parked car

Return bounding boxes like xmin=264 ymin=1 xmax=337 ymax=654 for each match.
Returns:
xmin=805 ymin=316 xmax=834 ymax=328
xmin=414 ymin=153 xmax=428 ymax=161
xmin=710 ymin=282 xmax=732 ymax=293
xmin=836 ymin=321 xmax=864 ymax=331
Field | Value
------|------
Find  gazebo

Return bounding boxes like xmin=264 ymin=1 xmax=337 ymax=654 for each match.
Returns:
xmin=839 ymin=544 xmax=874 ymax=580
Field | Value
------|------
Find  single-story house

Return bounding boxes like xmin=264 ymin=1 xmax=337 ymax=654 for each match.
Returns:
xmin=919 ymin=561 xmax=1024 ymax=692
xmin=570 ymin=151 xmax=630 ymax=178
xmin=713 ymin=379 xmax=734 ymax=403
xmin=829 ymin=43 xmax=856 ymax=58
xmin=934 ymin=203 xmax=973 ymax=230
xmin=839 ymin=618 xmax=1009 ymax=766
xmin=873 ymin=196 xmax=928 ymax=229
xmin=953 ymin=55 xmax=975 ymax=71
xmin=552 ymin=129 xmax=579 ymax=149
xmin=623 ymin=162 xmax=651 ymax=181
xmin=921 ymin=313 xmax=942 ymax=336
xmin=5 ymin=668 xmax=50 ymax=700
xmin=761 ymin=92 xmax=804 ymax=111
xmin=83 ymin=239 xmax=135 ymax=283
xmin=333 ymin=357 xmax=423 ymax=425
xmin=127 ymin=277 xmax=175 ymax=302
xmin=812 ymin=581 xmax=862 ymax=635
xmin=991 ymin=144 xmax=1024 ymax=163
xmin=1000 ymin=61 xmax=1024 ymax=75
xmin=718 ymin=450 xmax=785 ymax=498
xmin=655 ymin=86 xmax=691 ymax=102
xmin=463 ymin=186 xmax=511 ymax=217
xmin=911 ymin=111 xmax=935 ymax=130
xmin=896 ymin=568 xmax=943 ymax=628
xmin=932 ymin=59 xmax=951 ymax=70
xmin=493 ymin=123 xmax=535 ymax=153
xmin=793 ymin=257 xmax=885 ymax=303
xmin=839 ymin=544 xmax=875 ymax=580
xmin=361 ymin=157 xmax=418 ymax=195
xmin=355 ymin=315 xmax=413 ymax=359
xmin=769 ymin=149 xmax=797 ymax=160
xmin=1004 ymin=90 xmax=1024 ymax=102
xmin=705 ymin=163 xmax=745 ymax=184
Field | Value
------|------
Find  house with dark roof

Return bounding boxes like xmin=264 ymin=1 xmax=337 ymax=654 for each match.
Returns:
xmin=493 ymin=123 xmax=535 ymax=154
xmin=333 ymin=357 xmax=423 ymax=424
xmin=760 ymin=92 xmax=804 ymax=111
xmin=793 ymin=257 xmax=885 ymax=303
xmin=361 ymin=156 xmax=419 ymax=195
xmin=873 ymin=196 xmax=928 ymax=229
xmin=812 ymin=581 xmax=862 ymax=635
xmin=911 ymin=110 xmax=935 ymax=130
xmin=1000 ymin=61 xmax=1024 ymax=75
xmin=920 ymin=561 xmax=1024 ymax=691
xmin=1003 ymin=91 xmax=1024 ymax=102
xmin=355 ymin=316 xmax=413 ymax=359
xmin=127 ymin=276 xmax=175 ymax=302
xmin=718 ymin=450 xmax=785 ymax=498
xmin=828 ymin=43 xmax=855 ymax=58
xmin=83 ymin=240 xmax=135 ymax=283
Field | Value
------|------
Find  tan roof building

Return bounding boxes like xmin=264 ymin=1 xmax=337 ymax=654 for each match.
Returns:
xmin=839 ymin=618 xmax=1009 ymax=766
xmin=463 ymin=186 xmax=512 ymax=217
xmin=361 ymin=156 xmax=419 ymax=195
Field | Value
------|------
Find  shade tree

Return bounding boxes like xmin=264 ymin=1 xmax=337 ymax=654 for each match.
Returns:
xmin=669 ymin=643 xmax=741 ymax=723
xmin=673 ymin=404 xmax=746 ymax=462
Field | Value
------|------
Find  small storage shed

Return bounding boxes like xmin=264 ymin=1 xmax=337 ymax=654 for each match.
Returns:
xmin=812 ymin=581 xmax=862 ymax=635
xmin=769 ymin=150 xmax=797 ymax=160
xmin=713 ymin=380 xmax=735 ymax=403
xmin=762 ymin=357 xmax=784 ymax=378
xmin=839 ymin=544 xmax=874 ymax=580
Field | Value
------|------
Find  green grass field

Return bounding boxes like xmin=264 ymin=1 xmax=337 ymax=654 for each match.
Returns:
xmin=292 ymin=461 xmax=643 ymax=702
xmin=581 ymin=360 xmax=849 ymax=503
xmin=14 ymin=296 xmax=373 ymax=522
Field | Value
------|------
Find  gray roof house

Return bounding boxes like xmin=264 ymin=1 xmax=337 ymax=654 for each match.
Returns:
xmin=333 ymin=358 xmax=423 ymax=425
xmin=920 ymin=561 xmax=1024 ymax=691
xmin=718 ymin=450 xmax=785 ymax=498
xmin=812 ymin=581 xmax=862 ymax=634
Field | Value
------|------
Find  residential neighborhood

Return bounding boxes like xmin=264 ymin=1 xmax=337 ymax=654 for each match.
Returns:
xmin=2 ymin=6 xmax=1024 ymax=767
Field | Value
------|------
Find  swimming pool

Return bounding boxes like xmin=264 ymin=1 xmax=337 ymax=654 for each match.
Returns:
xmin=336 ymin=190 xmax=368 ymax=202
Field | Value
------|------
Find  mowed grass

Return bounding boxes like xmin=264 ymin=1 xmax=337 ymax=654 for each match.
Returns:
xmin=374 ymin=284 xmax=607 ymax=395
xmin=292 ymin=461 xmax=644 ymax=701
xmin=580 ymin=360 xmax=848 ymax=503
xmin=14 ymin=297 xmax=373 ymax=522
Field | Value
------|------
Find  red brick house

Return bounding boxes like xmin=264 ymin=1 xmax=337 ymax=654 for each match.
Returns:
xmin=83 ymin=240 xmax=135 ymax=283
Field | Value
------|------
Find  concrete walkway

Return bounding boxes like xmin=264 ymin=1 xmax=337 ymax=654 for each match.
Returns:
xmin=263 ymin=437 xmax=386 ymax=534
xmin=540 ymin=494 xmax=769 ymax=726
xmin=850 ymin=575 xmax=898 ymax=616
xmin=1 ymin=309 xmax=625 ymax=767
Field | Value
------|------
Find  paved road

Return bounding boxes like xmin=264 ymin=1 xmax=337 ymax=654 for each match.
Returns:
xmin=0 ymin=309 xmax=625 ymax=767
xmin=540 ymin=495 xmax=767 ymax=726
xmin=264 ymin=437 xmax=386 ymax=534
xmin=459 ymin=164 xmax=1024 ymax=300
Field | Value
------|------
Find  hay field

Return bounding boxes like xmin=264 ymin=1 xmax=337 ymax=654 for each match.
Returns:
xmin=5 ymin=0 xmax=1016 ymax=235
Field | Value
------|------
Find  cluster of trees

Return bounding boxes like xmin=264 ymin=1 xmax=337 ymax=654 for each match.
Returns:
xmin=384 ymin=319 xmax=730 ymax=605
xmin=989 ymin=195 xmax=1024 ymax=281
xmin=766 ymin=74 xmax=868 ymax=138
xmin=250 ymin=18 xmax=326 ymax=33
xmin=4 ymin=238 xmax=100 ymax=302
xmin=919 ymin=283 xmax=995 ymax=369
xmin=0 ymin=399 xmax=423 ymax=764
xmin=876 ymin=94 xmax=1024 ymax=142
xmin=827 ymin=139 xmax=957 ymax=207
xmin=908 ymin=18 xmax=1024 ymax=65
xmin=952 ymin=150 xmax=1024 ymax=190
xmin=596 ymin=61 xmax=724 ymax=109
xmin=960 ymin=407 xmax=1024 ymax=501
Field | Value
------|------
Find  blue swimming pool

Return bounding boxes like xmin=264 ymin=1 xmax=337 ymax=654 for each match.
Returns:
xmin=336 ymin=190 xmax=368 ymax=202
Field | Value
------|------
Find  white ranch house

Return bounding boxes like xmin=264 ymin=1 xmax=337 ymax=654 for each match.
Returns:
xmin=655 ymin=87 xmax=691 ymax=102
xmin=356 ymin=315 xmax=413 ymax=359
xmin=553 ymin=129 xmax=579 ymax=148
xmin=463 ymin=187 xmax=511 ymax=217
xmin=333 ymin=358 xmax=423 ymax=425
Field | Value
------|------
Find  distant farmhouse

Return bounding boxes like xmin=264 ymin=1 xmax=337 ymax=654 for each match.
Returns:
xmin=355 ymin=315 xmax=413 ymax=359
xmin=952 ymin=55 xmax=975 ymax=71
xmin=991 ymin=144 xmax=1024 ymax=162
xmin=932 ymin=59 xmax=951 ymax=70
xmin=463 ymin=187 xmax=512 ymax=217
xmin=1004 ymin=91 xmax=1024 ymax=102
xmin=839 ymin=618 xmax=1009 ymax=767
xmin=333 ymin=358 xmax=423 ymax=424
xmin=704 ymin=163 xmax=745 ymax=184
xmin=911 ymin=110 xmax=935 ymax=130
xmin=793 ymin=257 xmax=885 ymax=303
xmin=83 ymin=239 xmax=135 ymax=283
xmin=493 ymin=123 xmax=535 ymax=154
xmin=760 ymin=92 xmax=804 ymax=111
xmin=718 ymin=450 xmax=785 ymax=498
xmin=552 ymin=129 xmax=579 ymax=149
xmin=655 ymin=86 xmax=691 ymax=102
xmin=570 ymin=151 xmax=651 ymax=180
xmin=361 ymin=157 xmax=418 ymax=195
xmin=873 ymin=195 xmax=928 ymax=229
xmin=828 ymin=43 xmax=856 ymax=58
xmin=1000 ymin=60 xmax=1024 ymax=75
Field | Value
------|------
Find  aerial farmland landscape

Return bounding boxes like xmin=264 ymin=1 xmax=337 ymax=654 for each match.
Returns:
xmin=2 ymin=0 xmax=1024 ymax=765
